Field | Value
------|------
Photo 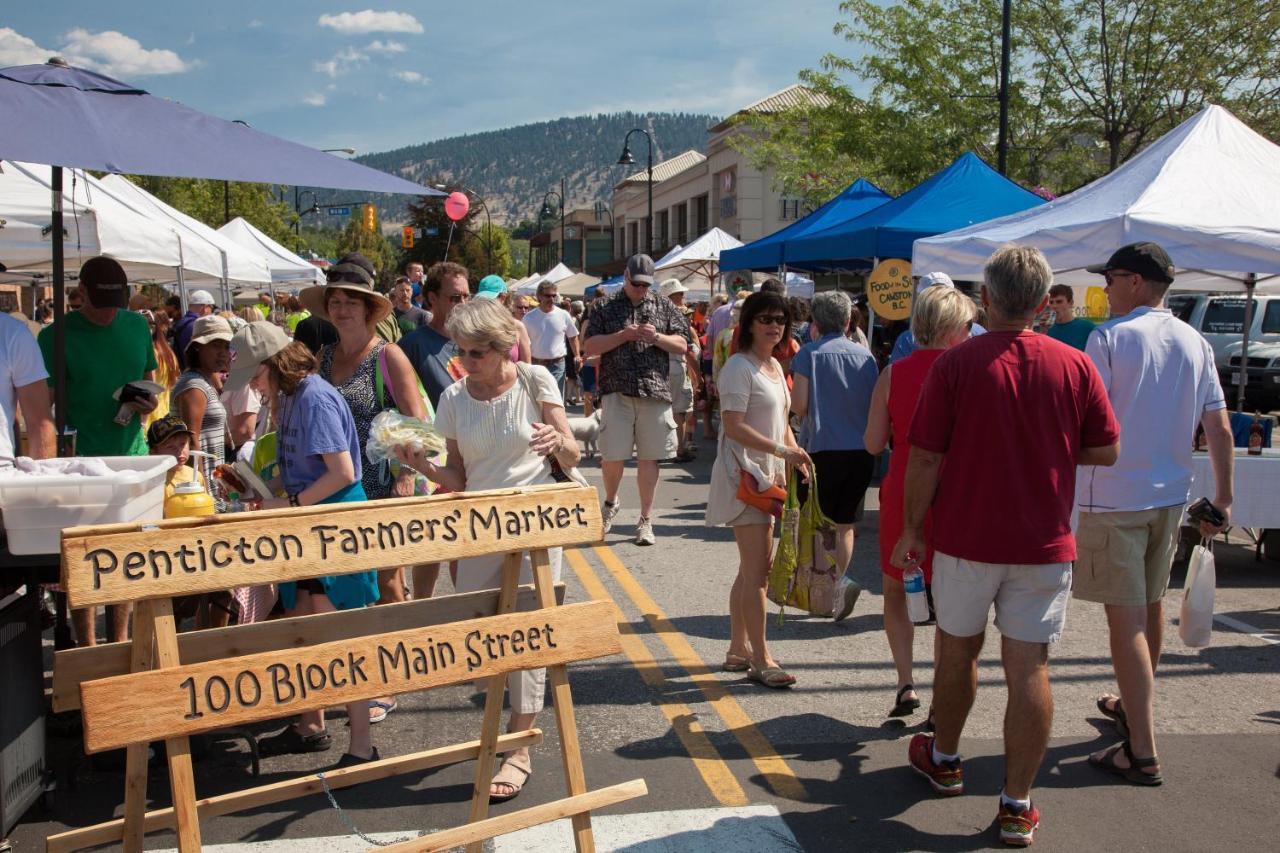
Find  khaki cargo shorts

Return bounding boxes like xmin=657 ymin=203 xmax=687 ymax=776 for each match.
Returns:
xmin=1073 ymin=506 xmax=1182 ymax=606
xmin=599 ymin=393 xmax=678 ymax=461
xmin=933 ymin=552 xmax=1072 ymax=644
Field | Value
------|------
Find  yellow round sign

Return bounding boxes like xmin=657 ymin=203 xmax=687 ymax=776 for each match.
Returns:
xmin=1084 ymin=286 xmax=1109 ymax=320
xmin=866 ymin=259 xmax=913 ymax=321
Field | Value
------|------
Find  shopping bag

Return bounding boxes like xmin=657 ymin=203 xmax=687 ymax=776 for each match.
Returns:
xmin=1179 ymin=542 xmax=1216 ymax=648
xmin=766 ymin=474 xmax=801 ymax=616
xmin=767 ymin=471 xmax=842 ymax=620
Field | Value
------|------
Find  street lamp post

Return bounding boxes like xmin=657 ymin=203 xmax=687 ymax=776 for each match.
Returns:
xmin=291 ymin=148 xmax=356 ymax=252
xmin=539 ymin=181 xmax=566 ymax=272
xmin=617 ymin=129 xmax=654 ymax=256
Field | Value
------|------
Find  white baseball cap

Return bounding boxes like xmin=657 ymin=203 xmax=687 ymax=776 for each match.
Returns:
xmin=188 ymin=289 xmax=216 ymax=306
xmin=916 ymin=271 xmax=955 ymax=293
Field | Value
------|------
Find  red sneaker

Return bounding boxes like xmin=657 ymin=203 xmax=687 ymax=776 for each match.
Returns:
xmin=997 ymin=800 xmax=1041 ymax=846
xmin=907 ymin=733 xmax=964 ymax=796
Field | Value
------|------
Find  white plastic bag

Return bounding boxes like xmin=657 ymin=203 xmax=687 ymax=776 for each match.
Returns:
xmin=1179 ymin=543 xmax=1216 ymax=648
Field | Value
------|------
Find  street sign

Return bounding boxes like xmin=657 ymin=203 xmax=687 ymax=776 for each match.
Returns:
xmin=425 ymin=226 xmax=440 ymax=237
xmin=327 ymin=206 xmax=350 ymax=216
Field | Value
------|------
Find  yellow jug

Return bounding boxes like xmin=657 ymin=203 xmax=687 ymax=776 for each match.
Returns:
xmin=165 ymin=480 xmax=215 ymax=519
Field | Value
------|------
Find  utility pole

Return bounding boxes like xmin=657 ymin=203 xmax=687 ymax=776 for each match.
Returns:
xmin=997 ymin=0 xmax=1012 ymax=175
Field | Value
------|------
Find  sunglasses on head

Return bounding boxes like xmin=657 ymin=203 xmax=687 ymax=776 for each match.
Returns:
xmin=754 ymin=314 xmax=787 ymax=326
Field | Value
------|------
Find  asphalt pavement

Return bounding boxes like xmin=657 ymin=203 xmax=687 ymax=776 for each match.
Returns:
xmin=11 ymin=428 xmax=1280 ymax=852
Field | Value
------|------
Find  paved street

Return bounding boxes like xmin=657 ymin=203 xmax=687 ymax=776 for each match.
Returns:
xmin=14 ymin=433 xmax=1280 ymax=852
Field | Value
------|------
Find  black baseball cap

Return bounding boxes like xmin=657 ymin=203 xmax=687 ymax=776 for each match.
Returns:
xmin=78 ymin=256 xmax=130 ymax=308
xmin=146 ymin=413 xmax=193 ymax=448
xmin=1087 ymin=242 xmax=1175 ymax=284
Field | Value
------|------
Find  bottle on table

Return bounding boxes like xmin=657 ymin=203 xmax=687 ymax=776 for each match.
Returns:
xmin=165 ymin=480 xmax=215 ymax=519
xmin=1248 ymin=411 xmax=1264 ymax=456
xmin=903 ymin=565 xmax=931 ymax=624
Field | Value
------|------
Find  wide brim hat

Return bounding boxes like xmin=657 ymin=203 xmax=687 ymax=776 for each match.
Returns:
xmin=225 ymin=321 xmax=292 ymax=394
xmin=301 ymin=256 xmax=392 ymax=325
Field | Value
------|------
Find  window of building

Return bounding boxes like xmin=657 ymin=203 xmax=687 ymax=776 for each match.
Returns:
xmin=676 ymin=204 xmax=688 ymax=245
xmin=692 ymin=195 xmax=708 ymax=235
xmin=657 ymin=211 xmax=669 ymax=251
xmin=780 ymin=198 xmax=804 ymax=220
xmin=628 ymin=221 xmax=639 ymax=257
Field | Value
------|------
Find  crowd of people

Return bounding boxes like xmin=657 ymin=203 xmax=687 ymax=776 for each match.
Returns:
xmin=2 ymin=236 xmax=1239 ymax=843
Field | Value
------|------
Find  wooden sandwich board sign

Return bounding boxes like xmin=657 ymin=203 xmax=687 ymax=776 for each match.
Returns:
xmin=48 ymin=484 xmax=646 ymax=853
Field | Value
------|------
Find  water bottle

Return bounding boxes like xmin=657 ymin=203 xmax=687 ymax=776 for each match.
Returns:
xmin=227 ymin=491 xmax=244 ymax=513
xmin=904 ymin=565 xmax=931 ymax=624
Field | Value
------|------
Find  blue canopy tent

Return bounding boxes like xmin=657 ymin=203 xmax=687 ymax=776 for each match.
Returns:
xmin=0 ymin=58 xmax=442 ymax=456
xmin=783 ymin=152 xmax=1046 ymax=270
xmin=719 ymin=178 xmax=891 ymax=271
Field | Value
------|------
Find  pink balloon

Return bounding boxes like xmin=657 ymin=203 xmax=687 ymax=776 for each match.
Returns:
xmin=444 ymin=191 xmax=470 ymax=221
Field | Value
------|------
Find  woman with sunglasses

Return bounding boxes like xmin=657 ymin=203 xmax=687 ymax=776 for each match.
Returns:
xmin=706 ymin=291 xmax=811 ymax=689
xmin=394 ymin=298 xmax=577 ymax=803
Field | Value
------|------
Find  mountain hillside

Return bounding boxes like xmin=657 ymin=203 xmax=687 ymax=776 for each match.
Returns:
xmin=340 ymin=112 xmax=719 ymax=225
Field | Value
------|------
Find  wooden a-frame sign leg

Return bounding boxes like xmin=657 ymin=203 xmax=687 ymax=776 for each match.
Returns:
xmin=121 ymin=598 xmax=202 ymax=853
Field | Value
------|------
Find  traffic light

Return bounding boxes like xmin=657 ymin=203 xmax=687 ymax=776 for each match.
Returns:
xmin=401 ymin=225 xmax=414 ymax=249
xmin=362 ymin=204 xmax=377 ymax=232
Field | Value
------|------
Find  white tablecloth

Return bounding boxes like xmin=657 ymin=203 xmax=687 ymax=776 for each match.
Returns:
xmin=1188 ymin=449 xmax=1280 ymax=529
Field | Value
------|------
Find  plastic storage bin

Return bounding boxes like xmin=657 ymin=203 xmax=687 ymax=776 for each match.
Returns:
xmin=0 ymin=589 xmax=43 ymax=836
xmin=0 ymin=456 xmax=175 ymax=555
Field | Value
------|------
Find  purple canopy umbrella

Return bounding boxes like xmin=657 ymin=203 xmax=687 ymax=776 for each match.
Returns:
xmin=0 ymin=58 xmax=443 ymax=452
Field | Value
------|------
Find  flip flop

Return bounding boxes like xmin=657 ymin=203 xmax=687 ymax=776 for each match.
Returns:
xmin=489 ymin=753 xmax=532 ymax=803
xmin=1096 ymin=695 xmax=1129 ymax=738
xmin=1088 ymin=740 xmax=1162 ymax=786
xmin=747 ymin=665 xmax=796 ymax=689
xmin=723 ymin=653 xmax=751 ymax=673
xmin=890 ymin=684 xmax=921 ymax=717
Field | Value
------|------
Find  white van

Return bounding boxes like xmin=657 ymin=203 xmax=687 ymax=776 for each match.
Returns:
xmin=1166 ymin=293 xmax=1280 ymax=367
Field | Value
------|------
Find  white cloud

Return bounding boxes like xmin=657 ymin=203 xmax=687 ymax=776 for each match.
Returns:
xmin=337 ymin=46 xmax=367 ymax=63
xmin=248 ymin=19 xmax=263 ymax=29
xmin=303 ymin=93 xmax=327 ymax=107
xmin=313 ymin=59 xmax=340 ymax=78
xmin=367 ymin=39 xmax=407 ymax=53
xmin=313 ymin=46 xmax=368 ymax=79
xmin=317 ymin=10 xmax=423 ymax=35
xmin=0 ymin=28 xmax=56 ymax=66
xmin=391 ymin=70 xmax=428 ymax=85
xmin=61 ymin=28 xmax=192 ymax=76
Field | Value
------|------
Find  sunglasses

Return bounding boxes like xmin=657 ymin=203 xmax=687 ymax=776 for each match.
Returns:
xmin=445 ymin=292 xmax=468 ymax=304
xmin=1103 ymin=271 xmax=1137 ymax=284
xmin=754 ymin=314 xmax=787 ymax=326
xmin=457 ymin=346 xmax=492 ymax=360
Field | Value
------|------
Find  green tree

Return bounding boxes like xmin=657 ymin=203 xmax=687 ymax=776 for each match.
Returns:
xmin=734 ymin=0 xmax=1280 ymax=199
xmin=335 ymin=209 xmax=398 ymax=288
xmin=458 ymin=222 xmax=513 ymax=279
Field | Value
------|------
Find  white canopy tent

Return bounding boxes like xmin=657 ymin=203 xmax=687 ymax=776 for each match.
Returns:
xmin=217 ymin=217 xmax=324 ymax=288
xmin=556 ymin=272 xmax=602 ymax=298
xmin=654 ymin=228 xmax=744 ymax=290
xmin=913 ymin=105 xmax=1280 ymax=292
xmin=0 ymin=160 xmax=189 ymax=283
xmin=100 ymin=173 xmax=272 ymax=308
xmin=513 ymin=262 xmax=575 ymax=295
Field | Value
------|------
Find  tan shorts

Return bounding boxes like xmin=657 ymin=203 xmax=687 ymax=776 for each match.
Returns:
xmin=669 ymin=376 xmax=694 ymax=415
xmin=933 ymin=551 xmax=1072 ymax=644
xmin=1073 ymin=506 xmax=1181 ymax=606
xmin=599 ymin=393 xmax=678 ymax=461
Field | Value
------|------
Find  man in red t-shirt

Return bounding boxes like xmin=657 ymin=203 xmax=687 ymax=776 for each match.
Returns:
xmin=891 ymin=246 xmax=1120 ymax=847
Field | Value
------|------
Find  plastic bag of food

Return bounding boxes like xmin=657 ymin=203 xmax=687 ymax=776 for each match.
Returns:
xmin=366 ymin=409 xmax=447 ymax=466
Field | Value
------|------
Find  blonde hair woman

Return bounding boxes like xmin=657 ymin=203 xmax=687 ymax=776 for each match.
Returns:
xmin=864 ymin=285 xmax=975 ymax=720
xmin=394 ymin=298 xmax=577 ymax=802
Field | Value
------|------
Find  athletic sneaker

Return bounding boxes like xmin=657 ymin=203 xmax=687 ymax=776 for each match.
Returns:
xmin=997 ymin=800 xmax=1041 ymax=846
xmin=833 ymin=577 xmax=862 ymax=622
xmin=635 ymin=517 xmax=655 ymax=546
xmin=907 ymin=733 xmax=964 ymax=796
xmin=601 ymin=499 xmax=621 ymax=535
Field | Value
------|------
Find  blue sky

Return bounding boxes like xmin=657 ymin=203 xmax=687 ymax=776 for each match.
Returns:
xmin=2 ymin=2 xmax=854 ymax=156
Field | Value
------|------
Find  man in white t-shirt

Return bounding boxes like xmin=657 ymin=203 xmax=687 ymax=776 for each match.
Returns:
xmin=523 ymin=279 xmax=580 ymax=397
xmin=0 ymin=312 xmax=54 ymax=459
xmin=1074 ymin=242 xmax=1234 ymax=786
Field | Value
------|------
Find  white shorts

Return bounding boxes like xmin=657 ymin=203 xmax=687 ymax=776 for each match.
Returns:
xmin=932 ymin=551 xmax=1071 ymax=644
xmin=599 ymin=393 xmax=678 ymax=461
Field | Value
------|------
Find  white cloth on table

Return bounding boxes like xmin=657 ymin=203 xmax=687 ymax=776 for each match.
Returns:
xmin=1188 ymin=451 xmax=1280 ymax=528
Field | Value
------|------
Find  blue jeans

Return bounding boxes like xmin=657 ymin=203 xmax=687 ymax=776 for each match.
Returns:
xmin=538 ymin=357 xmax=566 ymax=399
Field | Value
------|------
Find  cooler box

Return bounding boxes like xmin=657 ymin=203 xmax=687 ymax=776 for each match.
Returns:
xmin=0 ymin=456 xmax=175 ymax=555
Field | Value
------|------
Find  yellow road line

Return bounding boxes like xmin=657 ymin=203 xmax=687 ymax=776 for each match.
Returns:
xmin=563 ymin=548 xmax=748 ymax=807
xmin=590 ymin=545 xmax=809 ymax=802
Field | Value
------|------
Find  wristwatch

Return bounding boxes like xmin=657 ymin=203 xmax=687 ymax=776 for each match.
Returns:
xmin=288 ymin=493 xmax=301 ymax=507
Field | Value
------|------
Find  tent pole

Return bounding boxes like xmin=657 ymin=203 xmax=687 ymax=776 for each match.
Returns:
xmin=52 ymin=166 xmax=69 ymax=456
xmin=1236 ymin=273 xmax=1257 ymax=411
xmin=177 ymin=236 xmax=187 ymax=314
xmin=868 ymin=257 xmax=879 ymax=355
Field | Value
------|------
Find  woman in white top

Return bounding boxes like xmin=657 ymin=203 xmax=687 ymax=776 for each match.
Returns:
xmin=706 ymin=292 xmax=811 ymax=689
xmin=396 ymin=298 xmax=578 ymax=803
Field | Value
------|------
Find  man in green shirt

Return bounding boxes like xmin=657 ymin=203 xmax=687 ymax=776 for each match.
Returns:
xmin=38 ymin=256 xmax=159 ymax=646
xmin=37 ymin=256 xmax=159 ymax=458
xmin=1046 ymin=284 xmax=1096 ymax=350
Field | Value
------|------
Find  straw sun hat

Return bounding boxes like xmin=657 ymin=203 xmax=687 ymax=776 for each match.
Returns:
xmin=300 ymin=252 xmax=392 ymax=326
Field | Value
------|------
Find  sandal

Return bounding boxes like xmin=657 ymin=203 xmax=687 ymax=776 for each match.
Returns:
xmin=1088 ymin=740 xmax=1163 ymax=786
xmin=369 ymin=698 xmax=397 ymax=724
xmin=490 ymin=752 xmax=532 ymax=803
xmin=723 ymin=653 xmax=751 ymax=673
xmin=747 ymin=664 xmax=796 ymax=689
xmin=1096 ymin=695 xmax=1130 ymax=739
xmin=890 ymin=684 xmax=921 ymax=717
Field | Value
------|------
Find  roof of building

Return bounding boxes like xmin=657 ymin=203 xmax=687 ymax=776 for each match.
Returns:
xmin=618 ymin=149 xmax=707 ymax=186
xmin=710 ymin=84 xmax=831 ymax=131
